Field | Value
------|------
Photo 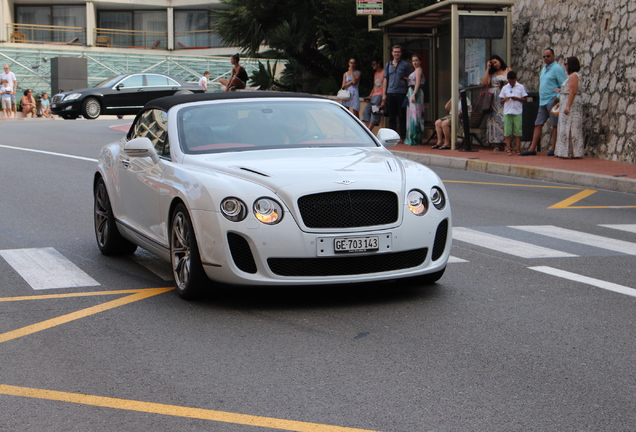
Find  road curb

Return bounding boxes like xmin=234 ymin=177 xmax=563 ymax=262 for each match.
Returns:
xmin=392 ymin=151 xmax=636 ymax=194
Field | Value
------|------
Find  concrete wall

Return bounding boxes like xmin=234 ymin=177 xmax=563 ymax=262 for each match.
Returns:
xmin=512 ymin=0 xmax=636 ymax=163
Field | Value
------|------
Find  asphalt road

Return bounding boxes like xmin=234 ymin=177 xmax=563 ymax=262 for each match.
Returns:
xmin=1 ymin=119 xmax=635 ymax=432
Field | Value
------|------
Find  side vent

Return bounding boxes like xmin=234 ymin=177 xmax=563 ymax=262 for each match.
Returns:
xmin=227 ymin=232 xmax=257 ymax=274
xmin=432 ymin=219 xmax=449 ymax=261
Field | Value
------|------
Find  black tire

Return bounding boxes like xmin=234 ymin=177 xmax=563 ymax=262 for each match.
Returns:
xmin=94 ymin=178 xmax=137 ymax=255
xmin=170 ymin=204 xmax=208 ymax=299
xmin=82 ymin=97 xmax=101 ymax=119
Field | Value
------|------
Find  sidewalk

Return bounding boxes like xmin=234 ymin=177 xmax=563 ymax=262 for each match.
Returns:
xmin=391 ymin=143 xmax=636 ymax=194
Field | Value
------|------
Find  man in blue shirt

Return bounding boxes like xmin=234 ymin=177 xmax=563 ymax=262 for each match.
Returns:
xmin=520 ymin=48 xmax=567 ymax=156
xmin=382 ymin=45 xmax=411 ymax=140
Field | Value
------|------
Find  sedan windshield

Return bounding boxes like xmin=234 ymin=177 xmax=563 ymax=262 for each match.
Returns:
xmin=94 ymin=75 xmax=127 ymax=88
xmin=178 ymin=100 xmax=378 ymax=154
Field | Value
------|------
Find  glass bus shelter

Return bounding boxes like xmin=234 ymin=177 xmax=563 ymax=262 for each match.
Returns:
xmin=379 ymin=0 xmax=514 ymax=148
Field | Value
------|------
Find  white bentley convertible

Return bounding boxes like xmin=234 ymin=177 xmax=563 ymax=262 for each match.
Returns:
xmin=94 ymin=92 xmax=452 ymax=298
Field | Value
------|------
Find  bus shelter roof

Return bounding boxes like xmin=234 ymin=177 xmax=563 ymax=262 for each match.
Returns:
xmin=378 ymin=0 xmax=514 ymax=32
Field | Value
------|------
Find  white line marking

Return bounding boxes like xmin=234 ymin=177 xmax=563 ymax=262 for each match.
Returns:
xmin=447 ymin=256 xmax=468 ymax=263
xmin=452 ymin=227 xmax=577 ymax=258
xmin=0 ymin=248 xmax=100 ymax=290
xmin=512 ymin=225 xmax=636 ymax=255
xmin=530 ymin=266 xmax=636 ymax=298
xmin=0 ymin=145 xmax=97 ymax=162
xmin=599 ymin=224 xmax=636 ymax=235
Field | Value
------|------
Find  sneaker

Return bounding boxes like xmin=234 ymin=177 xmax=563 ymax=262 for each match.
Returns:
xmin=519 ymin=151 xmax=537 ymax=156
xmin=547 ymin=150 xmax=555 ymax=156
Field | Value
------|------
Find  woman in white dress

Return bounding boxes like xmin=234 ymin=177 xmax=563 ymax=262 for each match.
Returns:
xmin=555 ymin=56 xmax=584 ymax=158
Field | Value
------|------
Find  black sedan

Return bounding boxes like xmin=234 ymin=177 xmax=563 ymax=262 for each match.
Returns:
xmin=51 ymin=73 xmax=204 ymax=119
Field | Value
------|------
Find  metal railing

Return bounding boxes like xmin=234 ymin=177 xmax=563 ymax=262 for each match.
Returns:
xmin=93 ymin=28 xmax=167 ymax=50
xmin=174 ymin=29 xmax=224 ymax=50
xmin=7 ymin=23 xmax=85 ymax=45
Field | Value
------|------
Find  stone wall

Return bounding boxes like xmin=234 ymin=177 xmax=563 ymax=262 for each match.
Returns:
xmin=512 ymin=0 xmax=636 ymax=163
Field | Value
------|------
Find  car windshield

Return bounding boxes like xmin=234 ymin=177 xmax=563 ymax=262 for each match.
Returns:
xmin=178 ymin=100 xmax=377 ymax=154
xmin=94 ymin=75 xmax=127 ymax=88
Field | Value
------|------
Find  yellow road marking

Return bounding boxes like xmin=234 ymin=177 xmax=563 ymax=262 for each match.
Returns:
xmin=549 ymin=189 xmax=636 ymax=209
xmin=0 ymin=288 xmax=159 ymax=302
xmin=0 ymin=384 xmax=381 ymax=432
xmin=445 ymin=181 xmax=636 ymax=209
xmin=0 ymin=288 xmax=173 ymax=344
xmin=549 ymin=189 xmax=598 ymax=209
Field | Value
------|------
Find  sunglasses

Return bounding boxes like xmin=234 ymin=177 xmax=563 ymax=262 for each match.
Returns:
xmin=543 ymin=55 xmax=552 ymax=58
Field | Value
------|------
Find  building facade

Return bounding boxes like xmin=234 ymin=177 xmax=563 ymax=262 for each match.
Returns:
xmin=512 ymin=0 xmax=636 ymax=163
xmin=1 ymin=0 xmax=226 ymax=52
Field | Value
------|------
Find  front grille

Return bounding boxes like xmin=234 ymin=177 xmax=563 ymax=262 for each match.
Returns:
xmin=297 ymin=190 xmax=399 ymax=228
xmin=431 ymin=219 xmax=449 ymax=261
xmin=227 ymin=232 xmax=257 ymax=274
xmin=268 ymin=248 xmax=427 ymax=277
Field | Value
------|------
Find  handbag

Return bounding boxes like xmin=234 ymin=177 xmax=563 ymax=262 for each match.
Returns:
xmin=550 ymin=102 xmax=560 ymax=116
xmin=476 ymin=89 xmax=494 ymax=114
xmin=337 ymin=89 xmax=350 ymax=100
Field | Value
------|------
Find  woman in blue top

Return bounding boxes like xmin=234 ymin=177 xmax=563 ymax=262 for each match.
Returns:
xmin=341 ymin=58 xmax=361 ymax=116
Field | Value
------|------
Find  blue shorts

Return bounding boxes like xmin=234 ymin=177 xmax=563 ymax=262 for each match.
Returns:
xmin=535 ymin=98 xmax=558 ymax=126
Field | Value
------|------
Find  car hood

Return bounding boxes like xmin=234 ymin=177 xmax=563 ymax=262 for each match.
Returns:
xmin=189 ymin=147 xmax=407 ymax=194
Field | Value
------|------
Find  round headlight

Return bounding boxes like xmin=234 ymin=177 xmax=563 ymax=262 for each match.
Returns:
xmin=430 ymin=187 xmax=446 ymax=210
xmin=220 ymin=197 xmax=247 ymax=222
xmin=253 ymin=198 xmax=283 ymax=225
xmin=407 ymin=189 xmax=428 ymax=216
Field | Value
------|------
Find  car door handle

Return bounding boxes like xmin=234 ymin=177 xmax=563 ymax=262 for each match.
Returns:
xmin=121 ymin=159 xmax=131 ymax=169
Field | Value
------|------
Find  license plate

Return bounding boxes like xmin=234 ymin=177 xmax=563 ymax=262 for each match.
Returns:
xmin=51 ymin=104 xmax=56 ymax=108
xmin=334 ymin=236 xmax=379 ymax=253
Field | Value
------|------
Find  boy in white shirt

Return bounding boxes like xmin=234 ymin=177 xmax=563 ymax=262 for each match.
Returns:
xmin=1 ymin=79 xmax=14 ymax=118
xmin=499 ymin=71 xmax=528 ymax=155
xmin=198 ymin=71 xmax=210 ymax=92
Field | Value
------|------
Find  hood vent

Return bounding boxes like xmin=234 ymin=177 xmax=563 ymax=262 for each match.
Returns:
xmin=237 ymin=166 xmax=270 ymax=177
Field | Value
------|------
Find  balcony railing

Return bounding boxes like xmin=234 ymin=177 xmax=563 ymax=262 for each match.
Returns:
xmin=174 ymin=29 xmax=223 ymax=50
xmin=94 ymin=28 xmax=167 ymax=50
xmin=7 ymin=23 xmax=85 ymax=45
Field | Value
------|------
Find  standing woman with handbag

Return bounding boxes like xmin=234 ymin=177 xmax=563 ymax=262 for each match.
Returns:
xmin=341 ymin=58 xmax=361 ymax=116
xmin=405 ymin=54 xmax=425 ymax=146
xmin=481 ymin=55 xmax=512 ymax=151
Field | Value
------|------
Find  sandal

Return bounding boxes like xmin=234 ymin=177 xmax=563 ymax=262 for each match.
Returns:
xmin=439 ymin=145 xmax=451 ymax=150
xmin=506 ymin=148 xmax=513 ymax=156
xmin=431 ymin=144 xmax=442 ymax=149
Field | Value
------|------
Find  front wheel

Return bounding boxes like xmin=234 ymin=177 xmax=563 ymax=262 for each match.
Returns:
xmin=94 ymin=178 xmax=137 ymax=255
xmin=171 ymin=204 xmax=208 ymax=299
xmin=82 ymin=97 xmax=101 ymax=119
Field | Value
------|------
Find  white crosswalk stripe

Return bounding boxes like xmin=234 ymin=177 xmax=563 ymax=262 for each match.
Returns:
xmin=511 ymin=225 xmax=636 ymax=255
xmin=599 ymin=224 xmax=636 ymax=235
xmin=0 ymin=247 xmax=99 ymax=290
xmin=452 ymin=227 xmax=578 ymax=258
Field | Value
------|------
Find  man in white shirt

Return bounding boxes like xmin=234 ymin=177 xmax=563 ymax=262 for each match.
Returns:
xmin=198 ymin=71 xmax=210 ymax=92
xmin=499 ymin=71 xmax=528 ymax=155
xmin=1 ymin=65 xmax=17 ymax=115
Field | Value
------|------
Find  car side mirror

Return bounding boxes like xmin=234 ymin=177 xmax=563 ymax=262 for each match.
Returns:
xmin=376 ymin=128 xmax=401 ymax=147
xmin=124 ymin=137 xmax=159 ymax=163
xmin=116 ymin=84 xmax=123 ymax=91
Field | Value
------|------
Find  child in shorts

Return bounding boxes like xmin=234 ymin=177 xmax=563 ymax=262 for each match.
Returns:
xmin=1 ymin=79 xmax=14 ymax=118
xmin=499 ymin=71 xmax=528 ymax=155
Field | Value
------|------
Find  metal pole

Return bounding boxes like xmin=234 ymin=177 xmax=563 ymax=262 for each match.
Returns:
xmin=450 ymin=4 xmax=459 ymax=149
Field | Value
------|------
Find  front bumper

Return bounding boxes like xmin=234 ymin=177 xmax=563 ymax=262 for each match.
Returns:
xmin=191 ymin=208 xmax=452 ymax=286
